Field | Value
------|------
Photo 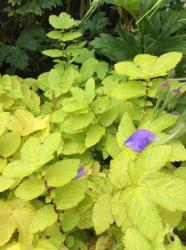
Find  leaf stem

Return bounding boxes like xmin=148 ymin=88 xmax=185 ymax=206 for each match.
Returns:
xmin=41 ymin=173 xmax=64 ymax=235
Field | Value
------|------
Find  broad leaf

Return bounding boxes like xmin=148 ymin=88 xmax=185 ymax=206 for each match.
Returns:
xmin=54 ymin=179 xmax=87 ymax=210
xmin=116 ymin=112 xmax=136 ymax=148
xmin=92 ymin=193 xmax=113 ymax=234
xmin=85 ymin=123 xmax=105 ymax=148
xmin=141 ymin=173 xmax=186 ymax=211
xmin=111 ymin=191 xmax=132 ymax=231
xmin=29 ymin=205 xmax=57 ymax=233
xmin=124 ymin=228 xmax=153 ymax=250
xmin=109 ymin=151 xmax=130 ymax=189
xmin=125 ymin=188 xmax=164 ymax=240
xmin=129 ymin=145 xmax=172 ymax=183
xmin=46 ymin=159 xmax=80 ymax=187
xmin=15 ymin=176 xmax=45 ymax=201
xmin=0 ymin=132 xmax=21 ymax=158
xmin=0 ymin=176 xmax=15 ymax=192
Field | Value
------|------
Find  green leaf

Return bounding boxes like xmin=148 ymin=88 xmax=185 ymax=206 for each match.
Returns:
xmin=46 ymin=159 xmax=80 ymax=187
xmin=126 ymin=188 xmax=164 ymax=241
xmin=115 ymin=52 xmax=182 ymax=80
xmin=0 ymin=200 xmax=34 ymax=246
xmin=15 ymin=176 xmax=45 ymax=201
xmin=61 ymin=113 xmax=94 ymax=134
xmin=139 ymin=112 xmax=178 ymax=133
xmin=150 ymin=52 xmax=183 ymax=78
xmin=166 ymin=236 xmax=183 ymax=250
xmin=170 ymin=141 xmax=186 ymax=162
xmin=50 ymin=109 xmax=66 ymax=123
xmin=49 ymin=13 xmax=78 ymax=30
xmin=7 ymin=110 xmax=49 ymax=136
xmin=61 ymin=208 xmax=80 ymax=232
xmin=111 ymin=191 xmax=132 ymax=231
xmin=85 ymin=123 xmax=105 ymax=148
xmin=29 ymin=205 xmax=57 ymax=233
xmin=42 ymin=49 xmax=63 ymax=58
xmin=92 ymin=96 xmax=110 ymax=114
xmin=92 ymin=193 xmax=113 ymax=235
xmin=111 ymin=81 xmax=145 ymax=100
xmin=47 ymin=31 xmax=63 ymax=40
xmin=48 ymin=69 xmax=61 ymax=88
xmin=63 ymin=133 xmax=86 ymax=155
xmin=0 ymin=132 xmax=21 ymax=158
xmin=80 ymin=58 xmax=98 ymax=81
xmin=3 ymin=160 xmax=36 ymax=178
xmin=159 ymin=207 xmax=182 ymax=228
xmin=21 ymin=133 xmax=61 ymax=166
xmin=0 ymin=176 xmax=15 ymax=192
xmin=124 ymin=228 xmax=153 ymax=250
xmin=129 ymin=145 xmax=172 ymax=183
xmin=109 ymin=151 xmax=130 ymax=189
xmin=0 ymin=112 xmax=10 ymax=136
xmin=116 ymin=112 xmax=136 ymax=149
xmin=105 ymin=134 xmax=120 ymax=158
xmin=141 ymin=173 xmax=186 ymax=211
xmin=62 ymin=31 xmax=82 ymax=42
xmin=54 ymin=179 xmax=87 ymax=210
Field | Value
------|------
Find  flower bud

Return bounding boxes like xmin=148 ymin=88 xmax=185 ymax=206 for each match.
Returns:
xmin=165 ymin=88 xmax=181 ymax=110
xmin=154 ymin=81 xmax=170 ymax=112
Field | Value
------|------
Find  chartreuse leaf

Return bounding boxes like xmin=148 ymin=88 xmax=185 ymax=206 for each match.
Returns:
xmin=0 ymin=132 xmax=21 ymax=158
xmin=62 ymin=31 xmax=82 ymax=42
xmin=0 ymin=112 xmax=10 ymax=136
xmin=159 ymin=207 xmax=182 ymax=228
xmin=125 ymin=188 xmax=164 ymax=241
xmin=170 ymin=141 xmax=186 ymax=162
xmin=63 ymin=133 xmax=86 ymax=155
xmin=7 ymin=110 xmax=49 ymax=136
xmin=54 ymin=178 xmax=87 ymax=210
xmin=0 ymin=176 xmax=15 ymax=192
xmin=111 ymin=191 xmax=132 ymax=232
xmin=0 ymin=200 xmax=34 ymax=246
xmin=80 ymin=58 xmax=98 ymax=81
xmin=150 ymin=52 xmax=183 ymax=78
xmin=61 ymin=113 xmax=94 ymax=134
xmin=61 ymin=208 xmax=80 ymax=232
xmin=129 ymin=145 xmax=172 ymax=183
xmin=29 ymin=205 xmax=57 ymax=234
xmin=166 ymin=236 xmax=183 ymax=250
xmin=117 ymin=112 xmax=136 ymax=148
xmin=141 ymin=173 xmax=186 ymax=211
xmin=105 ymin=134 xmax=120 ymax=158
xmin=85 ymin=123 xmax=105 ymax=148
xmin=124 ymin=228 xmax=153 ymax=250
xmin=111 ymin=81 xmax=145 ymax=100
xmin=45 ymin=159 xmax=80 ymax=187
xmin=139 ymin=111 xmax=178 ymax=133
xmin=0 ymin=158 xmax=7 ymax=174
xmin=2 ymin=160 xmax=36 ymax=178
xmin=15 ymin=176 xmax=45 ymax=201
xmin=21 ymin=133 xmax=61 ymax=166
xmin=109 ymin=151 xmax=131 ymax=189
xmin=3 ymin=133 xmax=61 ymax=178
xmin=77 ymin=196 xmax=93 ymax=229
xmin=49 ymin=12 xmax=79 ymax=30
xmin=42 ymin=49 xmax=63 ymax=58
xmin=92 ymin=193 xmax=114 ymax=235
xmin=115 ymin=52 xmax=182 ymax=80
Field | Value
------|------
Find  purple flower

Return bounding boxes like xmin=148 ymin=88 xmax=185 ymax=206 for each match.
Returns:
xmin=74 ymin=167 xmax=85 ymax=179
xmin=124 ymin=129 xmax=157 ymax=153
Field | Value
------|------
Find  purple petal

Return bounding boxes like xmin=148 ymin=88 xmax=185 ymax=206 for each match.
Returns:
xmin=74 ymin=167 xmax=85 ymax=179
xmin=124 ymin=129 xmax=157 ymax=153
